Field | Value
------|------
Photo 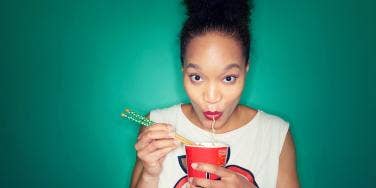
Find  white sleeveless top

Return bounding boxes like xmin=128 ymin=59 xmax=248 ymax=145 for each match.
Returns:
xmin=150 ymin=104 xmax=289 ymax=188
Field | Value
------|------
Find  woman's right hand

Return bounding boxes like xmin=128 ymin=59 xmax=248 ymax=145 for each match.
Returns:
xmin=135 ymin=123 xmax=180 ymax=178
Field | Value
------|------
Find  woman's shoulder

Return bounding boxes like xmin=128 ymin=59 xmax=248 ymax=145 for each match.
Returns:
xmin=240 ymin=104 xmax=289 ymax=128
xmin=240 ymin=105 xmax=290 ymax=150
xmin=258 ymin=111 xmax=289 ymax=126
xmin=255 ymin=110 xmax=290 ymax=138
xmin=149 ymin=103 xmax=182 ymax=123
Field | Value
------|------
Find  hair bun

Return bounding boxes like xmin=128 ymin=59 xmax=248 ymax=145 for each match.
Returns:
xmin=184 ymin=0 xmax=250 ymax=24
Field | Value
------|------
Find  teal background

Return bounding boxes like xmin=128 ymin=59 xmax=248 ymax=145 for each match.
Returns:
xmin=0 ymin=0 xmax=375 ymax=187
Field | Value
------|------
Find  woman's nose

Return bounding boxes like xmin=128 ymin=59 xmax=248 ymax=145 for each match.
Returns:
xmin=204 ymin=83 xmax=222 ymax=104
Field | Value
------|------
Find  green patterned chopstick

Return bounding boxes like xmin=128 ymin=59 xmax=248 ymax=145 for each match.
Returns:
xmin=121 ymin=108 xmax=196 ymax=145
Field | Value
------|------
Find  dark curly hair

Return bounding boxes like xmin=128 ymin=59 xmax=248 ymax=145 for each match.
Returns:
xmin=180 ymin=0 xmax=253 ymax=66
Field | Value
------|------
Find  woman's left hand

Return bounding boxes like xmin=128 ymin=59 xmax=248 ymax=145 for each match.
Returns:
xmin=187 ymin=163 xmax=256 ymax=188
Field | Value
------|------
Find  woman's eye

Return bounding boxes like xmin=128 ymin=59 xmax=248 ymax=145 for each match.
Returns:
xmin=189 ymin=74 xmax=202 ymax=82
xmin=223 ymin=76 xmax=237 ymax=83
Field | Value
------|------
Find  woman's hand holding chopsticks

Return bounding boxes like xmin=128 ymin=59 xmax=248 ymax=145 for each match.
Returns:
xmin=135 ymin=123 xmax=180 ymax=178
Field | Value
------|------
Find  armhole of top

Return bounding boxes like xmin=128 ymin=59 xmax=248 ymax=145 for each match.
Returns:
xmin=278 ymin=122 xmax=290 ymax=155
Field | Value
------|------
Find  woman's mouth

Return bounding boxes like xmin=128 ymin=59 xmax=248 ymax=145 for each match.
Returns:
xmin=203 ymin=111 xmax=223 ymax=120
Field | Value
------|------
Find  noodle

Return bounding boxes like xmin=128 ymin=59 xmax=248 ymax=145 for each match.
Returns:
xmin=210 ymin=116 xmax=216 ymax=145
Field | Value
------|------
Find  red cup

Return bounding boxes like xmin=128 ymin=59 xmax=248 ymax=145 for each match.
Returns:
xmin=185 ymin=142 xmax=229 ymax=180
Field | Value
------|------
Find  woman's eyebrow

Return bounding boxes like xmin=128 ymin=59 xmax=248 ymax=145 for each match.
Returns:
xmin=184 ymin=63 xmax=240 ymax=71
xmin=224 ymin=63 xmax=241 ymax=71
xmin=185 ymin=63 xmax=200 ymax=70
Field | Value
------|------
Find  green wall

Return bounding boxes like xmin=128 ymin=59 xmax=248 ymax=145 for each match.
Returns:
xmin=0 ymin=0 xmax=374 ymax=187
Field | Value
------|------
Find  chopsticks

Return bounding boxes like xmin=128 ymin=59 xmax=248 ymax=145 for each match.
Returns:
xmin=173 ymin=133 xmax=196 ymax=145
xmin=121 ymin=108 xmax=196 ymax=145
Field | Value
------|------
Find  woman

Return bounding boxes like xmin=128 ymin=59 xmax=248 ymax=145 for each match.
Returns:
xmin=131 ymin=0 xmax=299 ymax=187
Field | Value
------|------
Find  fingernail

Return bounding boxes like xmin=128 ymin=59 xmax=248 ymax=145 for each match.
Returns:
xmin=188 ymin=177 xmax=193 ymax=183
xmin=191 ymin=163 xmax=198 ymax=169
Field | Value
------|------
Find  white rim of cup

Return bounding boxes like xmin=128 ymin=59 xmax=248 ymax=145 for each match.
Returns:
xmin=185 ymin=142 xmax=228 ymax=148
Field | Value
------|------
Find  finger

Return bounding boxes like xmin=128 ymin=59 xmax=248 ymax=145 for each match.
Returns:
xmin=192 ymin=163 xmax=232 ymax=178
xmin=158 ymin=155 xmax=166 ymax=163
xmin=189 ymin=177 xmax=220 ymax=188
xmin=187 ymin=182 xmax=201 ymax=188
xmin=139 ymin=123 xmax=173 ymax=137
xmin=138 ymin=138 xmax=179 ymax=154
xmin=186 ymin=182 xmax=199 ymax=188
xmin=137 ymin=124 xmax=174 ymax=142
xmin=135 ymin=131 xmax=175 ymax=150
xmin=142 ymin=146 xmax=176 ymax=163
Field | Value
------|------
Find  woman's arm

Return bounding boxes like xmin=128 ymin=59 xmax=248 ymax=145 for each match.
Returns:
xmin=276 ymin=130 xmax=300 ymax=188
xmin=130 ymin=114 xmax=179 ymax=188
xmin=130 ymin=159 xmax=142 ymax=188
xmin=130 ymin=159 xmax=159 ymax=188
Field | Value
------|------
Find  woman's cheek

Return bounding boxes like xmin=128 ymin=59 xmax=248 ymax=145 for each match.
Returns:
xmin=224 ymin=85 xmax=243 ymax=100
xmin=184 ymin=82 xmax=201 ymax=102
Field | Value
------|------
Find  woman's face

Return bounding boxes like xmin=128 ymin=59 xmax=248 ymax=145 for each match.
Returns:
xmin=183 ymin=32 xmax=248 ymax=131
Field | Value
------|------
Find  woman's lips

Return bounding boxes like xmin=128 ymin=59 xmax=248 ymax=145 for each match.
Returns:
xmin=203 ymin=111 xmax=223 ymax=120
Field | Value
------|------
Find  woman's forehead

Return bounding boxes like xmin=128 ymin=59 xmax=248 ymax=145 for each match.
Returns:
xmin=184 ymin=33 xmax=245 ymax=69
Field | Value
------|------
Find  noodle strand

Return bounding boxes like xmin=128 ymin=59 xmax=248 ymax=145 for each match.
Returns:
xmin=210 ymin=116 xmax=216 ymax=145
